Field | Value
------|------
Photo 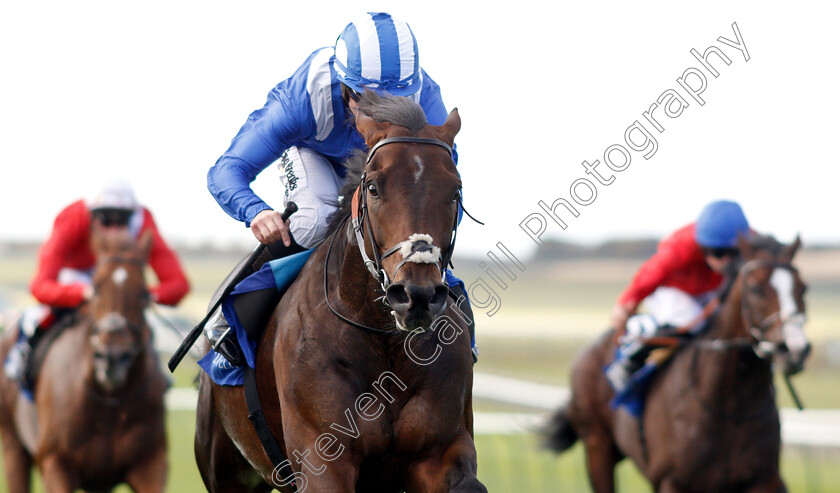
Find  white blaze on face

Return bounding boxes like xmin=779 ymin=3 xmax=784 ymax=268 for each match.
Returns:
xmin=112 ymin=266 xmax=128 ymax=286
xmin=770 ymin=268 xmax=808 ymax=355
xmin=413 ymin=155 xmax=424 ymax=183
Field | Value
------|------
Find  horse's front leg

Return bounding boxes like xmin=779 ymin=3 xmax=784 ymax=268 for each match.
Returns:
xmin=278 ymin=454 xmax=359 ymax=492
xmin=0 ymin=426 xmax=33 ymax=493
xmin=39 ymin=454 xmax=78 ymax=493
xmin=124 ymin=443 xmax=167 ymax=493
xmin=405 ymin=430 xmax=486 ymax=493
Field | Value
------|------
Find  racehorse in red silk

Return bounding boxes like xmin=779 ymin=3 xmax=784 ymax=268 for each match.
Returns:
xmin=194 ymin=91 xmax=485 ymax=493
xmin=545 ymin=235 xmax=810 ymax=493
xmin=0 ymin=228 xmax=168 ymax=493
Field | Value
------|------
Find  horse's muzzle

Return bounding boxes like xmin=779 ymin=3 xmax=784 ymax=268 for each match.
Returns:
xmin=386 ymin=282 xmax=449 ymax=331
xmin=783 ymin=341 xmax=811 ymax=376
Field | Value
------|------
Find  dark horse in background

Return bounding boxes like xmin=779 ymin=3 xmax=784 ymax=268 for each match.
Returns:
xmin=545 ymin=235 xmax=810 ymax=493
xmin=0 ymin=228 xmax=168 ymax=493
xmin=195 ymin=92 xmax=486 ymax=492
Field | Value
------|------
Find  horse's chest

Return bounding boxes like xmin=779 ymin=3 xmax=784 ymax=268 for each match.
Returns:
xmin=63 ymin=409 xmax=162 ymax=472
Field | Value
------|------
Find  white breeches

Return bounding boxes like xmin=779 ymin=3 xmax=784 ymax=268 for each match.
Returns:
xmin=625 ymin=286 xmax=716 ymax=339
xmin=277 ymin=146 xmax=343 ymax=249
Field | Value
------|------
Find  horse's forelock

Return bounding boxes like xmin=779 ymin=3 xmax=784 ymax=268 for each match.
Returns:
xmin=747 ymin=234 xmax=785 ymax=257
xmin=357 ymin=91 xmax=427 ymax=133
xmin=323 ymin=92 xmax=429 ymax=236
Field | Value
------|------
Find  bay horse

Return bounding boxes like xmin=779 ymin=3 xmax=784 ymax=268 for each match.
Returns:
xmin=0 ymin=228 xmax=168 ymax=492
xmin=195 ymin=92 xmax=486 ymax=492
xmin=544 ymin=235 xmax=811 ymax=493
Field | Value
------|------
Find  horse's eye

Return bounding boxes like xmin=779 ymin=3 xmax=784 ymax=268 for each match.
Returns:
xmin=367 ymin=183 xmax=379 ymax=198
xmin=749 ymin=284 xmax=764 ymax=295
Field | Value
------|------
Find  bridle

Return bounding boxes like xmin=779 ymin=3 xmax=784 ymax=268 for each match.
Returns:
xmin=91 ymin=254 xmax=150 ymax=341
xmin=690 ymin=257 xmax=808 ymax=414
xmin=324 ymin=136 xmax=481 ymax=334
xmin=351 ymin=136 xmax=460 ymax=291
xmin=695 ymin=258 xmax=802 ymax=359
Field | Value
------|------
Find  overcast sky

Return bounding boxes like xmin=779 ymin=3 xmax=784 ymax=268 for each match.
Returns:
xmin=1 ymin=1 xmax=838 ymax=260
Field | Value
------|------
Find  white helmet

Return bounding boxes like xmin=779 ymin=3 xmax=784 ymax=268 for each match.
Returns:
xmin=88 ymin=178 xmax=138 ymax=211
xmin=333 ymin=12 xmax=421 ymax=96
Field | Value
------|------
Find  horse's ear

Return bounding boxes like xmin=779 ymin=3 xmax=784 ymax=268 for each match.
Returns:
xmin=782 ymin=234 xmax=802 ymax=262
xmin=355 ymin=111 xmax=390 ymax=147
xmin=138 ymin=230 xmax=153 ymax=261
xmin=90 ymin=219 xmax=110 ymax=255
xmin=438 ymin=108 xmax=461 ymax=146
xmin=737 ymin=232 xmax=754 ymax=259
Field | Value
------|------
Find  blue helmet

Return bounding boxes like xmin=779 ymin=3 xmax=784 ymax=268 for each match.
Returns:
xmin=694 ymin=200 xmax=750 ymax=248
xmin=333 ymin=12 xmax=421 ymax=96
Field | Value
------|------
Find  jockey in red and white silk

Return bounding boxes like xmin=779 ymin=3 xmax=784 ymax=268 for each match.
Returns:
xmin=617 ymin=223 xmax=724 ymax=324
xmin=4 ymin=179 xmax=190 ymax=384
xmin=606 ymin=200 xmax=751 ymax=392
xmin=30 ymin=199 xmax=189 ymax=308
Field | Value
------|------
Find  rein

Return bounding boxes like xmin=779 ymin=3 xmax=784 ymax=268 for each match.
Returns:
xmin=689 ymin=259 xmax=798 ymax=356
xmin=324 ymin=213 xmax=395 ymax=335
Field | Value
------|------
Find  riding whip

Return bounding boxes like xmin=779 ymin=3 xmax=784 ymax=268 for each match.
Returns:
xmin=167 ymin=202 xmax=298 ymax=372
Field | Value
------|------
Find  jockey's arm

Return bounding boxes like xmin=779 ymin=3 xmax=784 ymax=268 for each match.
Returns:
xmin=612 ymin=241 xmax=687 ymax=337
xmin=30 ymin=202 xmax=91 ymax=308
xmin=207 ymin=95 xmax=306 ymax=243
xmin=143 ymin=209 xmax=190 ymax=306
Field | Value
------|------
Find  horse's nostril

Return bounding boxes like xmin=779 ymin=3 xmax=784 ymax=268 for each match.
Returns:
xmin=387 ymin=283 xmax=449 ymax=316
xmin=386 ymin=284 xmax=411 ymax=309
xmin=429 ymin=285 xmax=449 ymax=313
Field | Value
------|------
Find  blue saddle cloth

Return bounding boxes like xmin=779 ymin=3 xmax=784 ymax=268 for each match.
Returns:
xmin=198 ymin=250 xmax=313 ymax=386
xmin=609 ymin=362 xmax=658 ymax=417
xmin=197 ymin=252 xmax=473 ymax=386
xmin=606 ymin=346 xmax=662 ymax=417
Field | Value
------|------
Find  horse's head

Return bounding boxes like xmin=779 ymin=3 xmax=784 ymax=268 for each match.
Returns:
xmin=735 ymin=234 xmax=810 ymax=375
xmin=352 ymin=92 xmax=462 ymax=332
xmin=88 ymin=227 xmax=152 ymax=392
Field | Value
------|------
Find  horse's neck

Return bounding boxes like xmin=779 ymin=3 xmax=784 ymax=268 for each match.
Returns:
xmin=694 ymin=282 xmax=774 ymax=409
xmin=331 ymin=221 xmax=394 ymax=329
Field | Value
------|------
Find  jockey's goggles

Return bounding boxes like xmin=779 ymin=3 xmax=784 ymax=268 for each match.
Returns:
xmin=704 ymin=247 xmax=740 ymax=259
xmin=92 ymin=208 xmax=133 ymax=227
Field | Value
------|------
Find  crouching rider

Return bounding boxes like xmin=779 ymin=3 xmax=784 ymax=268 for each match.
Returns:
xmin=202 ymin=12 xmax=478 ymax=364
xmin=4 ymin=179 xmax=190 ymax=389
xmin=605 ymin=200 xmax=751 ymax=392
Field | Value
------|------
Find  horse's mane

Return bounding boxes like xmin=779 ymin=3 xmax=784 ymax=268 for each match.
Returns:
xmin=324 ymin=91 xmax=429 ymax=236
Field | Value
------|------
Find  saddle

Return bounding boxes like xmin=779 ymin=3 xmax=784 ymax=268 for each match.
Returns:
xmin=22 ymin=310 xmax=79 ymax=394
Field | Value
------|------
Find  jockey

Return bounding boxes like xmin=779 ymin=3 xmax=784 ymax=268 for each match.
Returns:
xmin=205 ymin=12 xmax=477 ymax=362
xmin=605 ymin=200 xmax=750 ymax=392
xmin=3 ymin=179 xmax=190 ymax=383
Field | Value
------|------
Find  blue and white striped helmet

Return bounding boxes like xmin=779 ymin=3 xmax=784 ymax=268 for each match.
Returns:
xmin=333 ymin=12 xmax=421 ymax=96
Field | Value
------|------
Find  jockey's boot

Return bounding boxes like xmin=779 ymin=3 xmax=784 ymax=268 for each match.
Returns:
xmin=3 ymin=308 xmax=47 ymax=384
xmin=449 ymin=282 xmax=478 ymax=363
xmin=203 ymin=236 xmax=306 ymax=366
xmin=204 ymin=308 xmax=244 ymax=367
xmin=605 ymin=341 xmax=651 ymax=393
xmin=3 ymin=338 xmax=30 ymax=383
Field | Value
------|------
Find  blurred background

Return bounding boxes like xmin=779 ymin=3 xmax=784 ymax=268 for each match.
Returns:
xmin=2 ymin=1 xmax=838 ymax=491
